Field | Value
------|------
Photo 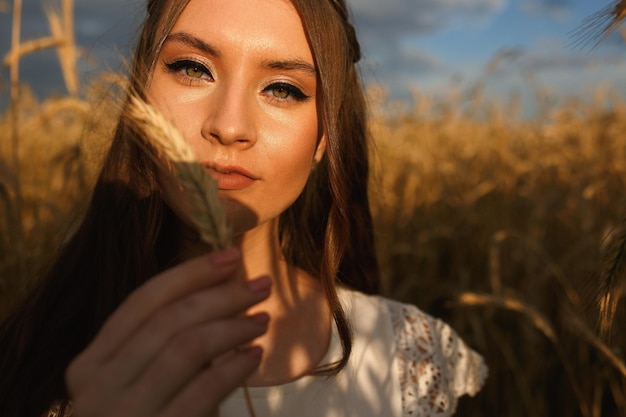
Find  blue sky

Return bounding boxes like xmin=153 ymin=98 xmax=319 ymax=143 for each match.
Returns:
xmin=0 ymin=0 xmax=624 ymax=116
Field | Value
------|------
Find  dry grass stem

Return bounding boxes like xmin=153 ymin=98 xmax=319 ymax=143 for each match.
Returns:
xmin=2 ymin=36 xmax=62 ymax=67
xmin=455 ymin=292 xmax=558 ymax=343
xmin=567 ymin=315 xmax=626 ymax=379
xmin=44 ymin=0 xmax=78 ymax=95
xmin=125 ymin=95 xmax=231 ymax=250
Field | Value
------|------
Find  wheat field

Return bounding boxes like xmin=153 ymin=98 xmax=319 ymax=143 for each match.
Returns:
xmin=1 ymin=1 xmax=626 ymax=416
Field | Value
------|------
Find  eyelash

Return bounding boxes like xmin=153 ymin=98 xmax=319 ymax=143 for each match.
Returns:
xmin=264 ymin=82 xmax=310 ymax=102
xmin=163 ymin=59 xmax=311 ymax=102
xmin=164 ymin=59 xmax=213 ymax=83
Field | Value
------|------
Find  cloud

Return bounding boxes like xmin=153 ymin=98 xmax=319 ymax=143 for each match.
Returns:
xmin=521 ymin=51 xmax=624 ymax=73
xmin=359 ymin=45 xmax=451 ymax=102
xmin=363 ymin=46 xmax=443 ymax=79
xmin=349 ymin=0 xmax=505 ymax=100
xmin=521 ymin=0 xmax=574 ymax=19
xmin=350 ymin=0 xmax=506 ymax=36
xmin=476 ymin=37 xmax=625 ymax=87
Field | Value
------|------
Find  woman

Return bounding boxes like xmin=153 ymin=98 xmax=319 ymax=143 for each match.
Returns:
xmin=0 ymin=0 xmax=487 ymax=416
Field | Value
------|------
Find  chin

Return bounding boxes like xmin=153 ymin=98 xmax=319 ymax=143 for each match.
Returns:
xmin=221 ymin=196 xmax=261 ymax=235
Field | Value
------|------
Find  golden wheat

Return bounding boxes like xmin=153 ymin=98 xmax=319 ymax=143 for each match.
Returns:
xmin=596 ymin=218 xmax=626 ymax=341
xmin=43 ymin=0 xmax=78 ymax=95
xmin=124 ymin=95 xmax=231 ymax=250
xmin=455 ymin=292 xmax=558 ymax=343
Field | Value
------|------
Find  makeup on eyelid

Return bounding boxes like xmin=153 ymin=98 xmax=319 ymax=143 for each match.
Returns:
xmin=163 ymin=58 xmax=311 ymax=102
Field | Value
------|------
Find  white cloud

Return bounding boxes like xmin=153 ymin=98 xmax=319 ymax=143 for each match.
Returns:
xmin=349 ymin=0 xmax=506 ymax=100
xmin=350 ymin=0 xmax=506 ymax=35
xmin=521 ymin=0 xmax=574 ymax=20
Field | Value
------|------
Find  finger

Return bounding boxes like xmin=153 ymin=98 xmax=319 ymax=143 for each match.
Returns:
xmin=100 ymin=275 xmax=272 ymax=392
xmin=158 ymin=346 xmax=264 ymax=417
xmin=114 ymin=313 xmax=269 ymax=416
xmin=67 ymin=249 xmax=240 ymax=393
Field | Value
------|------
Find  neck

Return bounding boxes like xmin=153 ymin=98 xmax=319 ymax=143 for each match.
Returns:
xmin=236 ymin=219 xmax=332 ymax=386
xmin=179 ymin=218 xmax=332 ymax=386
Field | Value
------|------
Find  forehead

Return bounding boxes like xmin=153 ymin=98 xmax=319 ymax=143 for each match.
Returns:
xmin=170 ymin=0 xmax=312 ymax=60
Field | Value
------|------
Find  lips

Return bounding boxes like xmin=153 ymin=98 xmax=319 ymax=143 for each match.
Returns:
xmin=204 ymin=163 xmax=258 ymax=191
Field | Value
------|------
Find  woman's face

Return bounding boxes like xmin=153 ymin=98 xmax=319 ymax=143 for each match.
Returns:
xmin=147 ymin=0 xmax=325 ymax=235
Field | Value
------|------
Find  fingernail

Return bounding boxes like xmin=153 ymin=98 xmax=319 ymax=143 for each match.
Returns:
xmin=243 ymin=345 xmax=263 ymax=358
xmin=210 ymin=247 xmax=240 ymax=267
xmin=251 ymin=312 xmax=270 ymax=326
xmin=247 ymin=275 xmax=272 ymax=293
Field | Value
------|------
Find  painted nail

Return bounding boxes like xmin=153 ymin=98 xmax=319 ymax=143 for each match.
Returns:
xmin=251 ymin=312 xmax=270 ymax=326
xmin=243 ymin=345 xmax=263 ymax=358
xmin=247 ymin=275 xmax=272 ymax=293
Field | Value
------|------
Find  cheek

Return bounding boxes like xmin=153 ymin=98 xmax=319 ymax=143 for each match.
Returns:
xmin=261 ymin=115 xmax=320 ymax=183
xmin=147 ymin=76 xmax=206 ymax=139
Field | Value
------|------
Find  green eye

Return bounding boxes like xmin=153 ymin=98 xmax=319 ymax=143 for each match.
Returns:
xmin=185 ymin=66 xmax=205 ymax=78
xmin=272 ymin=87 xmax=290 ymax=99
xmin=264 ymin=82 xmax=310 ymax=102
xmin=165 ymin=60 xmax=212 ymax=82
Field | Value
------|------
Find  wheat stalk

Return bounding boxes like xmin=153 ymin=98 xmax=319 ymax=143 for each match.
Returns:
xmin=455 ymin=292 xmax=558 ymax=343
xmin=567 ymin=314 xmax=626 ymax=379
xmin=124 ymin=95 xmax=231 ymax=250
xmin=44 ymin=0 xmax=78 ymax=95
xmin=124 ymin=95 xmax=259 ymax=417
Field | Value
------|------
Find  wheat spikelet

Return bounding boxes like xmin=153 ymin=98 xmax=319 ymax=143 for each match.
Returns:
xmin=570 ymin=0 xmax=626 ymax=49
xmin=125 ymin=95 xmax=231 ymax=250
xmin=596 ymin=218 xmax=626 ymax=341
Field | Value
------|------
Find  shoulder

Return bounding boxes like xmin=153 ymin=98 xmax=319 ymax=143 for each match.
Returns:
xmin=381 ymin=296 xmax=488 ymax=416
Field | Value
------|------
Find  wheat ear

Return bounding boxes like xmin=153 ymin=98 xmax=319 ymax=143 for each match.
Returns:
xmin=125 ymin=95 xmax=257 ymax=417
xmin=570 ymin=0 xmax=626 ymax=49
xmin=597 ymin=217 xmax=626 ymax=342
xmin=125 ymin=95 xmax=231 ymax=250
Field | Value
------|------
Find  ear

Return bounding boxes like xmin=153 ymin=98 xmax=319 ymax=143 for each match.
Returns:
xmin=314 ymin=133 xmax=327 ymax=163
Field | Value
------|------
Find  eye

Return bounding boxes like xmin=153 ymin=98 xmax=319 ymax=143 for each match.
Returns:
xmin=185 ymin=65 xmax=206 ymax=78
xmin=264 ymin=82 xmax=310 ymax=102
xmin=273 ymin=86 xmax=290 ymax=99
xmin=165 ymin=59 xmax=213 ymax=81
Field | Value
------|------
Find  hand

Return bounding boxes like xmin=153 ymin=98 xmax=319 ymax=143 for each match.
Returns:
xmin=65 ymin=248 xmax=271 ymax=417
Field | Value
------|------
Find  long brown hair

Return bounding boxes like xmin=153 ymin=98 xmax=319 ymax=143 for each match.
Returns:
xmin=0 ymin=0 xmax=378 ymax=415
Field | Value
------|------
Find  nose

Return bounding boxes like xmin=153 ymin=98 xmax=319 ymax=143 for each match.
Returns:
xmin=201 ymin=83 xmax=257 ymax=148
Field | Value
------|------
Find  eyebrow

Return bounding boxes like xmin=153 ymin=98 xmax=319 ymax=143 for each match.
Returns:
xmin=164 ymin=32 xmax=221 ymax=58
xmin=163 ymin=31 xmax=317 ymax=76
xmin=263 ymin=59 xmax=318 ymax=76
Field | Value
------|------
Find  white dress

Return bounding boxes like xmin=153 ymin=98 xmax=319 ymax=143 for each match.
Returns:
xmin=220 ymin=287 xmax=487 ymax=417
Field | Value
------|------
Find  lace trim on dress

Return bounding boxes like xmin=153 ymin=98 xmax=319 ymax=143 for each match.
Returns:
xmin=45 ymin=401 xmax=72 ymax=417
xmin=388 ymin=301 xmax=487 ymax=417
